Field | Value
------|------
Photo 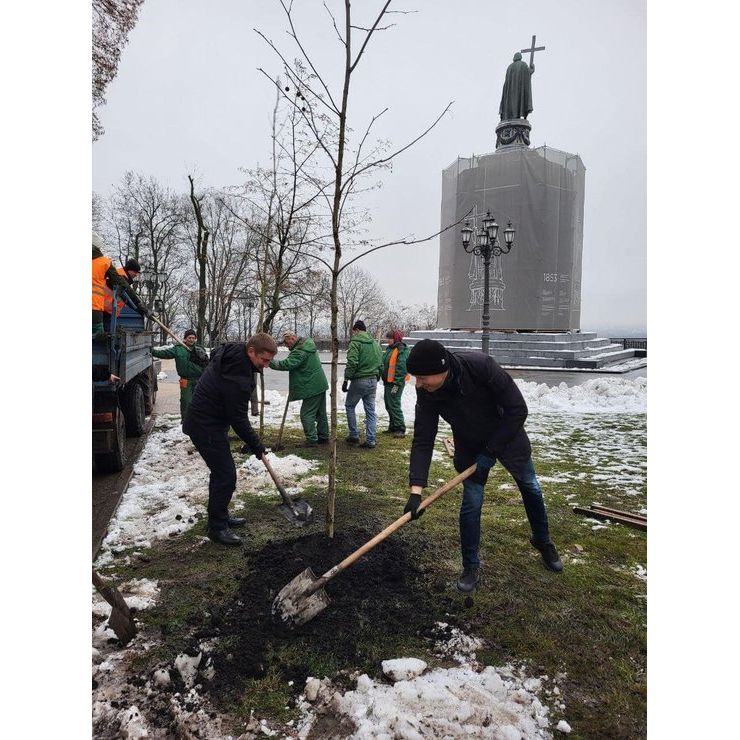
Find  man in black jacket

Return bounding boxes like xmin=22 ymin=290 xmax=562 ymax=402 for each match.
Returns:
xmin=183 ymin=333 xmax=278 ymax=546
xmin=403 ymin=339 xmax=562 ymax=592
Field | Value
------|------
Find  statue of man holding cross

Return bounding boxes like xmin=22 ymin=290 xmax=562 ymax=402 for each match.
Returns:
xmin=499 ymin=35 xmax=545 ymax=121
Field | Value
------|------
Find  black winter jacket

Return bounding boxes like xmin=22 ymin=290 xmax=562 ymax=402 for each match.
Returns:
xmin=409 ymin=351 xmax=532 ymax=486
xmin=183 ymin=342 xmax=264 ymax=456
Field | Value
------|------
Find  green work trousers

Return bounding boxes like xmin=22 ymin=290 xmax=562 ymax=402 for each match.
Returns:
xmin=383 ymin=383 xmax=406 ymax=433
xmin=180 ymin=379 xmax=197 ymax=423
xmin=300 ymin=392 xmax=329 ymax=442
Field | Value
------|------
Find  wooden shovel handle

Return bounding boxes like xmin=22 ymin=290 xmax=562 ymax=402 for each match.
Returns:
xmin=275 ymin=397 xmax=290 ymax=448
xmin=261 ymin=454 xmax=296 ymax=511
xmin=92 ymin=569 xmax=132 ymax=617
xmin=149 ymin=315 xmax=190 ymax=350
xmin=318 ymin=463 xmax=478 ymax=584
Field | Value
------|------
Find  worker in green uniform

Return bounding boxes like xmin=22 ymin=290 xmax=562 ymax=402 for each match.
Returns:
xmin=381 ymin=328 xmax=410 ymax=437
xmin=269 ymin=331 xmax=329 ymax=445
xmin=152 ymin=329 xmax=208 ymax=423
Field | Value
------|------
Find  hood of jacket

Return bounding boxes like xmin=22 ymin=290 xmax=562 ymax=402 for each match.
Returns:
xmin=296 ymin=337 xmax=318 ymax=354
xmin=351 ymin=330 xmax=375 ymax=345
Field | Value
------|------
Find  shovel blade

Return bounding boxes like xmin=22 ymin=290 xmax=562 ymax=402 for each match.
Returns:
xmin=108 ymin=606 xmax=137 ymax=645
xmin=272 ymin=567 xmax=330 ymax=628
xmin=277 ymin=498 xmax=314 ymax=527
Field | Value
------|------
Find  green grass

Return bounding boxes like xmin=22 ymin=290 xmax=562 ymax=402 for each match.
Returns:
xmin=99 ymin=413 xmax=647 ymax=738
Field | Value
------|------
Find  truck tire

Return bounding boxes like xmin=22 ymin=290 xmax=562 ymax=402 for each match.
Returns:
xmin=94 ymin=408 xmax=126 ymax=473
xmin=144 ymin=368 xmax=157 ymax=415
xmin=123 ymin=381 xmax=146 ymax=437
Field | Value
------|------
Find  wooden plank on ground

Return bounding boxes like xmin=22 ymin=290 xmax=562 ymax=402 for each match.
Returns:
xmin=573 ymin=505 xmax=647 ymax=531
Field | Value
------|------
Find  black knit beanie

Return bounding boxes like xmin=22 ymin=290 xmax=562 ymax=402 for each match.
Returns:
xmin=125 ymin=258 xmax=141 ymax=272
xmin=407 ymin=339 xmax=449 ymax=376
xmin=352 ymin=320 xmax=366 ymax=331
xmin=184 ymin=329 xmax=197 ymax=339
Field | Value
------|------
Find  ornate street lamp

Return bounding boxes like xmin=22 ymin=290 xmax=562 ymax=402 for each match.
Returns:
xmin=461 ymin=210 xmax=516 ymax=355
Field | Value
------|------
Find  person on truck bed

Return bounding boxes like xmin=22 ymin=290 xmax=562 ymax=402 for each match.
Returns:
xmin=183 ymin=333 xmax=277 ymax=546
xmin=103 ymin=257 xmax=143 ymax=318
xmin=152 ymin=329 xmax=208 ymax=423
xmin=92 ymin=232 xmax=148 ymax=335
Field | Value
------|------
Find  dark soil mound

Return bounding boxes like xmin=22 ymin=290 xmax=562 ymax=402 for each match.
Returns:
xmin=198 ymin=527 xmax=449 ymax=705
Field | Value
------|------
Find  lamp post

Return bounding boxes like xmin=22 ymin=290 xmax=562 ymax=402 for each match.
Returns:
xmin=461 ymin=210 xmax=515 ymax=355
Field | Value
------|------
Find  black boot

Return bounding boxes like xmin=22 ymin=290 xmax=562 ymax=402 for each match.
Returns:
xmin=208 ymin=528 xmax=242 ymax=546
xmin=530 ymin=537 xmax=563 ymax=573
xmin=456 ymin=567 xmax=480 ymax=593
xmin=227 ymin=517 xmax=247 ymax=528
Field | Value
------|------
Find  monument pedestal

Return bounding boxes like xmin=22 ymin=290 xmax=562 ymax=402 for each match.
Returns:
xmin=495 ymin=119 xmax=531 ymax=149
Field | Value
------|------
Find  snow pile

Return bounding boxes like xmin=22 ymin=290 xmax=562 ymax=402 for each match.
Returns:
xmin=297 ymin=623 xmax=569 ymax=739
xmin=239 ymin=452 xmax=319 ymax=497
xmin=519 ymin=377 xmax=646 ymax=414
xmin=96 ymin=416 xmax=209 ymax=565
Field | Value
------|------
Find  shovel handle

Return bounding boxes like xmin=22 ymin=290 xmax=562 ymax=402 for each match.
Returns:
xmin=318 ymin=463 xmax=478 ymax=585
xmin=274 ymin=397 xmax=290 ymax=448
xmin=92 ymin=569 xmax=132 ymax=617
xmin=149 ymin=315 xmax=190 ymax=350
xmin=262 ymin=454 xmax=298 ymax=512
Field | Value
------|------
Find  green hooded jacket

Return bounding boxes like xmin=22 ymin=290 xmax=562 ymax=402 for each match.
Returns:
xmin=152 ymin=344 xmax=205 ymax=382
xmin=345 ymin=331 xmax=383 ymax=381
xmin=269 ymin=337 xmax=329 ymax=401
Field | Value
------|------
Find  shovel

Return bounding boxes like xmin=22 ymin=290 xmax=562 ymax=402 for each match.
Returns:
xmin=262 ymin=454 xmax=314 ymax=527
xmin=273 ymin=396 xmax=290 ymax=451
xmin=92 ymin=569 xmax=137 ymax=645
xmin=272 ymin=463 xmax=478 ymax=627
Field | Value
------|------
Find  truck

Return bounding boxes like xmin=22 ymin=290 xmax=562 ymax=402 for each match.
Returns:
xmin=92 ymin=291 xmax=161 ymax=473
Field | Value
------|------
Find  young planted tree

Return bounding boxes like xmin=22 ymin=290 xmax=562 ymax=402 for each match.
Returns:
xmin=259 ymin=1 xmax=460 ymax=537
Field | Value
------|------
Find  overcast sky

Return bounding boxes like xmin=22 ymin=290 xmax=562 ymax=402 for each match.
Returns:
xmin=92 ymin=0 xmax=646 ymax=333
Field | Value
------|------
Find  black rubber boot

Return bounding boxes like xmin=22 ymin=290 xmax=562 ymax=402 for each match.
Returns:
xmin=208 ymin=528 xmax=242 ymax=546
xmin=530 ymin=537 xmax=563 ymax=572
xmin=456 ymin=567 xmax=480 ymax=593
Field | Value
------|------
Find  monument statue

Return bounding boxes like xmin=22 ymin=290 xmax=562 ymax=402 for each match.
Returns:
xmin=499 ymin=52 xmax=533 ymax=121
xmin=495 ymin=36 xmax=545 ymax=148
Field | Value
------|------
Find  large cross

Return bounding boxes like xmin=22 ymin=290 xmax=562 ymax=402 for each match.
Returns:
xmin=521 ymin=34 xmax=545 ymax=68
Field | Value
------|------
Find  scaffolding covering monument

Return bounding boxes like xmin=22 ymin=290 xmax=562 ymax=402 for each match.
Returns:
xmin=437 ymin=39 xmax=586 ymax=332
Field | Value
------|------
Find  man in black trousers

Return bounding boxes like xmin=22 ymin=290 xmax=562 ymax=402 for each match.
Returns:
xmin=403 ymin=339 xmax=563 ymax=592
xmin=183 ymin=333 xmax=278 ymax=546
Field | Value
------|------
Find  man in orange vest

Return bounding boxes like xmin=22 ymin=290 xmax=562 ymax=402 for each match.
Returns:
xmin=92 ymin=232 xmax=147 ymax=335
xmin=381 ymin=329 xmax=410 ymax=438
xmin=103 ymin=258 xmax=142 ymax=318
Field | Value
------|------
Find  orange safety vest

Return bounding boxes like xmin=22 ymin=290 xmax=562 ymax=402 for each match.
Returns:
xmin=92 ymin=255 xmax=112 ymax=311
xmin=103 ymin=267 xmax=128 ymax=316
xmin=387 ymin=348 xmax=411 ymax=384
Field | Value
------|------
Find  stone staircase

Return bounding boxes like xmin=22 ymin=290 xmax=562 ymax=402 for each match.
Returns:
xmin=404 ymin=330 xmax=641 ymax=370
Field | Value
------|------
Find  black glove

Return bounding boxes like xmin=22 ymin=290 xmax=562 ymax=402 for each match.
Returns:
xmin=241 ymin=443 xmax=266 ymax=459
xmin=404 ymin=493 xmax=424 ymax=520
xmin=191 ymin=346 xmax=209 ymax=368
xmin=390 ymin=385 xmax=399 ymax=395
xmin=342 ymin=380 xmax=349 ymax=393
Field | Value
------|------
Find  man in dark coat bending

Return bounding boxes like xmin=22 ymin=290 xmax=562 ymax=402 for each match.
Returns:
xmin=183 ymin=333 xmax=278 ymax=546
xmin=403 ymin=339 xmax=562 ymax=592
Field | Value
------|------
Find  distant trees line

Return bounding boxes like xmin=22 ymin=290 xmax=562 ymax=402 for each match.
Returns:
xmin=93 ymin=170 xmax=437 ymax=346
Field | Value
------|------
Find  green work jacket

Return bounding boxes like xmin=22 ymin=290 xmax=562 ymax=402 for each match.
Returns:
xmin=152 ymin=344 xmax=205 ymax=382
xmin=345 ymin=331 xmax=383 ymax=380
xmin=382 ymin=341 xmax=410 ymax=387
xmin=269 ymin=337 xmax=328 ymax=401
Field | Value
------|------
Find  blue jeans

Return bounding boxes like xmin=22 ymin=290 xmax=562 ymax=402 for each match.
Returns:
xmin=459 ymin=457 xmax=551 ymax=569
xmin=345 ymin=377 xmax=378 ymax=444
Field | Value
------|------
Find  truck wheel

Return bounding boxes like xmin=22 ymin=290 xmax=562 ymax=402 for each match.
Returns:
xmin=144 ymin=369 xmax=157 ymax=414
xmin=123 ymin=382 xmax=146 ymax=436
xmin=94 ymin=408 xmax=126 ymax=473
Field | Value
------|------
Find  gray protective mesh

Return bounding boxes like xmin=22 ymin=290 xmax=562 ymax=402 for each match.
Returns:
xmin=437 ymin=145 xmax=586 ymax=331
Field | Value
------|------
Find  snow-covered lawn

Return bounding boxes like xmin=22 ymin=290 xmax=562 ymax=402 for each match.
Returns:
xmin=93 ymin=375 xmax=646 ymax=738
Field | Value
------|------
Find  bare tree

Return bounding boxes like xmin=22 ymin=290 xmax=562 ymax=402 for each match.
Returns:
xmin=259 ymin=1 xmax=459 ymax=536
xmin=336 ymin=266 xmax=385 ymax=341
xmin=92 ymin=0 xmax=146 ymax=140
